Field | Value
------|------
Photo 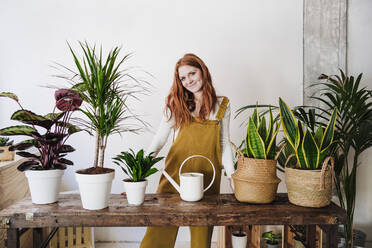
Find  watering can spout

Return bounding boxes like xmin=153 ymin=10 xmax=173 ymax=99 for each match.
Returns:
xmin=160 ymin=169 xmax=180 ymax=193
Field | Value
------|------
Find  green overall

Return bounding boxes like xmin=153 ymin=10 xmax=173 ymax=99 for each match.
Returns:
xmin=140 ymin=97 xmax=229 ymax=248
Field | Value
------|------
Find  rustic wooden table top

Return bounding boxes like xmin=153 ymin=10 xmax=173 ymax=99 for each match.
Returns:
xmin=0 ymin=193 xmax=346 ymax=229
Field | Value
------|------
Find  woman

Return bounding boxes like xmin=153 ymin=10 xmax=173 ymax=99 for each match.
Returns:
xmin=140 ymin=53 xmax=234 ymax=248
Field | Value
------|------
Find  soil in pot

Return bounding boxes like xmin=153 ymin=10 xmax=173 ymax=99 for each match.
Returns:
xmin=76 ymin=167 xmax=114 ymax=174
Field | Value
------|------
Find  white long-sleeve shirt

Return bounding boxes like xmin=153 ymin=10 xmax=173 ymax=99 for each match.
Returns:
xmin=147 ymin=97 xmax=235 ymax=178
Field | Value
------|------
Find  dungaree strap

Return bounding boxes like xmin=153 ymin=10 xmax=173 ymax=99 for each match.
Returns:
xmin=216 ymin=97 xmax=229 ymax=121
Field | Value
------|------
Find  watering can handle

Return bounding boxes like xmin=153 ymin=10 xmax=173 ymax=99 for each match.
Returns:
xmin=179 ymin=155 xmax=216 ymax=193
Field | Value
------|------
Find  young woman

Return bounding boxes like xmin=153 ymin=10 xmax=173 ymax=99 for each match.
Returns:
xmin=140 ymin=53 xmax=234 ymax=248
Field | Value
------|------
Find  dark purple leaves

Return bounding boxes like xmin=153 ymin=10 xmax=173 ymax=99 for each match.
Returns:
xmin=17 ymin=160 xmax=39 ymax=171
xmin=55 ymin=89 xmax=82 ymax=111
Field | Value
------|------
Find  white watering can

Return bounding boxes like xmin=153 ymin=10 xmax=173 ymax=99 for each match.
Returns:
xmin=161 ymin=155 xmax=216 ymax=202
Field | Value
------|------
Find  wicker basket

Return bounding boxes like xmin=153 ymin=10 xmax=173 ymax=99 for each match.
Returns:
xmin=0 ymin=146 xmax=14 ymax=162
xmin=285 ymin=164 xmax=333 ymax=208
xmin=232 ymin=156 xmax=281 ymax=203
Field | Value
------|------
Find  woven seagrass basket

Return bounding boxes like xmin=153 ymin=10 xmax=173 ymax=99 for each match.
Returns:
xmin=285 ymin=163 xmax=333 ymax=208
xmin=232 ymin=156 xmax=281 ymax=204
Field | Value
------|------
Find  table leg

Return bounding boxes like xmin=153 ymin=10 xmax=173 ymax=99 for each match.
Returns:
xmin=306 ymin=225 xmax=316 ymax=248
xmin=6 ymin=229 xmax=19 ymax=248
xmin=324 ymin=225 xmax=338 ymax=248
xmin=33 ymin=228 xmax=43 ymax=247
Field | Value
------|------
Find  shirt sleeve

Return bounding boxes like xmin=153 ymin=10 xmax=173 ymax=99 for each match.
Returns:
xmin=220 ymin=103 xmax=235 ymax=178
xmin=146 ymin=114 xmax=174 ymax=157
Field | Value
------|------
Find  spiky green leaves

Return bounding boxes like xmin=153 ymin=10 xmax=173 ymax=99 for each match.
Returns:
xmin=244 ymin=107 xmax=280 ymax=160
xmin=279 ymin=98 xmax=338 ymax=169
xmin=113 ymin=149 xmax=163 ymax=182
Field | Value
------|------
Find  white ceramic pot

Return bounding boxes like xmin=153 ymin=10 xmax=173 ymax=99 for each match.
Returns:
xmin=266 ymin=242 xmax=279 ymax=248
xmin=75 ymin=170 xmax=115 ymax=210
xmin=25 ymin=169 xmax=64 ymax=204
xmin=232 ymin=231 xmax=247 ymax=248
xmin=123 ymin=179 xmax=148 ymax=205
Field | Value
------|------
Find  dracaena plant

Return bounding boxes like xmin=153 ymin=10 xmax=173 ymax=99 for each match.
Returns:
xmin=60 ymin=41 xmax=149 ymax=170
xmin=113 ymin=149 xmax=163 ymax=182
xmin=278 ymin=97 xmax=337 ymax=169
xmin=241 ymin=107 xmax=280 ymax=160
xmin=262 ymin=231 xmax=281 ymax=245
xmin=0 ymin=90 xmax=82 ymax=171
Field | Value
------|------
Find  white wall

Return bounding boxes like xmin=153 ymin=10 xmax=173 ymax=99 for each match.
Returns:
xmin=0 ymin=0 xmax=303 ymax=243
xmin=348 ymin=0 xmax=372 ymax=246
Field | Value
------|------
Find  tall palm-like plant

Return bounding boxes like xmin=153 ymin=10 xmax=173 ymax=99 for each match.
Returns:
xmin=311 ymin=70 xmax=372 ymax=247
xmin=65 ymin=41 xmax=149 ymax=170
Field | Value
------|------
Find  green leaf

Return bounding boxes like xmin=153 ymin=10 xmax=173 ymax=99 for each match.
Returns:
xmin=257 ymin=116 xmax=267 ymax=142
xmin=302 ymin=130 xmax=319 ymax=169
xmin=0 ymin=92 xmax=19 ymax=102
xmin=320 ymin=108 xmax=338 ymax=152
xmin=11 ymin=110 xmax=52 ymax=129
xmin=279 ymin=98 xmax=298 ymax=149
xmin=314 ymin=126 xmax=324 ymax=147
xmin=10 ymin=139 xmax=38 ymax=150
xmin=0 ymin=125 xmax=37 ymax=136
xmin=266 ymin=122 xmax=280 ymax=159
xmin=247 ymin=117 xmax=266 ymax=159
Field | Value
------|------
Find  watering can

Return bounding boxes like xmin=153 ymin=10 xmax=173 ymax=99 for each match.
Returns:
xmin=161 ymin=155 xmax=216 ymax=202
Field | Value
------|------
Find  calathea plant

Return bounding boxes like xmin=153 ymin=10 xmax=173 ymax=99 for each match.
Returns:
xmin=241 ymin=107 xmax=280 ymax=160
xmin=0 ymin=90 xmax=82 ymax=171
xmin=113 ymin=149 xmax=163 ymax=182
xmin=0 ymin=137 xmax=13 ymax=147
xmin=278 ymin=97 xmax=337 ymax=169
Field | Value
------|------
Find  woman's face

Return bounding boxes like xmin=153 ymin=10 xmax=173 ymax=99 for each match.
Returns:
xmin=178 ymin=65 xmax=203 ymax=94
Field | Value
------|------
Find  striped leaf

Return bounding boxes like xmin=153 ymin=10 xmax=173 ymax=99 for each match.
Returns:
xmin=279 ymin=98 xmax=298 ymax=149
xmin=302 ymin=130 xmax=319 ymax=169
xmin=320 ymin=108 xmax=338 ymax=152
xmin=0 ymin=92 xmax=19 ymax=102
xmin=266 ymin=122 xmax=280 ymax=159
xmin=247 ymin=117 xmax=266 ymax=159
xmin=11 ymin=110 xmax=53 ymax=129
xmin=0 ymin=125 xmax=36 ymax=136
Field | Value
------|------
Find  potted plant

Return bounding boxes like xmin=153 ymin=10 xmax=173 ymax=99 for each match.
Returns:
xmin=0 ymin=137 xmax=14 ymax=162
xmin=262 ymin=231 xmax=281 ymax=248
xmin=231 ymin=227 xmax=247 ymax=248
xmin=230 ymin=107 xmax=281 ymax=203
xmin=113 ymin=149 xmax=163 ymax=205
xmin=278 ymin=97 xmax=337 ymax=207
xmin=65 ymin=42 xmax=149 ymax=210
xmin=0 ymin=90 xmax=82 ymax=204
xmin=310 ymin=70 xmax=372 ymax=246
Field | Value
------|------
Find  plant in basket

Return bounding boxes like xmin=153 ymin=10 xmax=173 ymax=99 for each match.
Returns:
xmin=113 ymin=149 xmax=163 ymax=205
xmin=230 ymin=107 xmax=281 ymax=203
xmin=278 ymin=97 xmax=337 ymax=207
xmin=0 ymin=90 xmax=82 ymax=204
xmin=63 ymin=41 xmax=150 ymax=210
xmin=0 ymin=137 xmax=14 ymax=161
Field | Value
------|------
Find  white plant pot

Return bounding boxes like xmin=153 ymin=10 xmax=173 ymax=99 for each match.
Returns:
xmin=75 ymin=170 xmax=115 ymax=210
xmin=123 ymin=179 xmax=148 ymax=205
xmin=232 ymin=231 xmax=247 ymax=248
xmin=266 ymin=242 xmax=279 ymax=248
xmin=25 ymin=169 xmax=64 ymax=204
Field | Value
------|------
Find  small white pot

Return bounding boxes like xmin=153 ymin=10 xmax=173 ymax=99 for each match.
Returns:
xmin=123 ymin=179 xmax=148 ymax=205
xmin=232 ymin=231 xmax=247 ymax=248
xmin=266 ymin=242 xmax=279 ymax=248
xmin=25 ymin=169 xmax=64 ymax=204
xmin=75 ymin=170 xmax=115 ymax=210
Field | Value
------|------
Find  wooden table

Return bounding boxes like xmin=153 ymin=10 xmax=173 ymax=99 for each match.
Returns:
xmin=0 ymin=193 xmax=346 ymax=248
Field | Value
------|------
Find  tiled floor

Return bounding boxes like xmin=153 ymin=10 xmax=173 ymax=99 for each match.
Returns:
xmin=95 ymin=241 xmax=218 ymax=248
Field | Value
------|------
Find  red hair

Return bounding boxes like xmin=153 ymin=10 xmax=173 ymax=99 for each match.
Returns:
xmin=166 ymin=53 xmax=217 ymax=129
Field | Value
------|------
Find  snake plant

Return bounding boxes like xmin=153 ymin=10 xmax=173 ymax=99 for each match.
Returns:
xmin=278 ymin=98 xmax=337 ymax=169
xmin=242 ymin=107 xmax=280 ymax=160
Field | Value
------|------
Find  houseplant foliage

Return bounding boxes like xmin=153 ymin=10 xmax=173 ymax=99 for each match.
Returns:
xmin=0 ymin=137 xmax=13 ymax=147
xmin=262 ymin=231 xmax=281 ymax=247
xmin=63 ymin=41 xmax=149 ymax=209
xmin=311 ymin=70 xmax=372 ymax=246
xmin=113 ymin=149 xmax=163 ymax=205
xmin=113 ymin=149 xmax=163 ymax=182
xmin=0 ymin=90 xmax=82 ymax=171
xmin=0 ymin=90 xmax=82 ymax=204
xmin=65 ymin=41 xmax=149 ymax=172
xmin=279 ymin=97 xmax=337 ymax=207
xmin=231 ymin=106 xmax=281 ymax=204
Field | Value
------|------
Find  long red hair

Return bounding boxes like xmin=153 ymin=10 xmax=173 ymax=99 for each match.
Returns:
xmin=166 ymin=53 xmax=217 ymax=129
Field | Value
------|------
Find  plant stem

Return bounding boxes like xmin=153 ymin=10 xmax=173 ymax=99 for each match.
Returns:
xmin=93 ymin=129 xmax=100 ymax=168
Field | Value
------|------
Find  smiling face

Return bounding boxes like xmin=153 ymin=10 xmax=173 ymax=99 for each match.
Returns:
xmin=178 ymin=65 xmax=203 ymax=94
